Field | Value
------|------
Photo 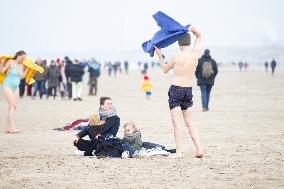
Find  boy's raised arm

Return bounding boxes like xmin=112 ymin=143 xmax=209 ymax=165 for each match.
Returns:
xmin=190 ymin=26 xmax=202 ymax=50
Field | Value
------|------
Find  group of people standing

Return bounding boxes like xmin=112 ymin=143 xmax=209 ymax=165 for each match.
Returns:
xmin=18 ymin=57 xmax=101 ymax=101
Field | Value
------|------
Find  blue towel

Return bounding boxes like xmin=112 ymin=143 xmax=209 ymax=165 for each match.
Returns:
xmin=142 ymin=11 xmax=190 ymax=57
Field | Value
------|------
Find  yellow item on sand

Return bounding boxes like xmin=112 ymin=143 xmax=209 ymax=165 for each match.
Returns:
xmin=140 ymin=80 xmax=153 ymax=92
xmin=0 ymin=55 xmax=44 ymax=85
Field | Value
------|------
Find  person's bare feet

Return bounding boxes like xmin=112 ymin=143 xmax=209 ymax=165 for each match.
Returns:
xmin=195 ymin=151 xmax=203 ymax=158
xmin=169 ymin=153 xmax=183 ymax=159
xmin=5 ymin=128 xmax=21 ymax=133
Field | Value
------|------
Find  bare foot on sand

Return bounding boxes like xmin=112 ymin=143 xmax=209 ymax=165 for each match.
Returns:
xmin=195 ymin=151 xmax=203 ymax=158
xmin=5 ymin=128 xmax=21 ymax=133
xmin=169 ymin=153 xmax=183 ymax=159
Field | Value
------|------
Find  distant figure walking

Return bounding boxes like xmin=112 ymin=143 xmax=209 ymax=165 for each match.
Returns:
xmin=124 ymin=61 xmax=129 ymax=74
xmin=264 ymin=62 xmax=269 ymax=73
xmin=271 ymin=59 xmax=277 ymax=75
xmin=238 ymin=61 xmax=243 ymax=72
xmin=88 ymin=59 xmax=100 ymax=96
xmin=142 ymin=62 xmax=149 ymax=75
xmin=195 ymin=49 xmax=218 ymax=112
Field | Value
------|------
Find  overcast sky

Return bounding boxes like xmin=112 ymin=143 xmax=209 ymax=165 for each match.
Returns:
xmin=0 ymin=0 xmax=283 ymax=58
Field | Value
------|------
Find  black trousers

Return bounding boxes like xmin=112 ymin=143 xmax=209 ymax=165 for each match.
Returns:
xmin=47 ymin=87 xmax=57 ymax=99
xmin=74 ymin=139 xmax=97 ymax=156
xmin=67 ymin=82 xmax=72 ymax=99
xmin=19 ymin=79 xmax=26 ymax=97
xmin=89 ymin=76 xmax=98 ymax=95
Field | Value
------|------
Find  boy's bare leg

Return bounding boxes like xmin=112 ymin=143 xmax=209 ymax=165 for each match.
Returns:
xmin=170 ymin=107 xmax=183 ymax=158
xmin=182 ymin=109 xmax=203 ymax=158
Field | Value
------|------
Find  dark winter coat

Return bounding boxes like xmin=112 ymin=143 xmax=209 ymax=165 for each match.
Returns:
xmin=195 ymin=54 xmax=218 ymax=86
xmin=69 ymin=64 xmax=85 ymax=82
xmin=76 ymin=115 xmax=120 ymax=140
xmin=47 ymin=65 xmax=60 ymax=87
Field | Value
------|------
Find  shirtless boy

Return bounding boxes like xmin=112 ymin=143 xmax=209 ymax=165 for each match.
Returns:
xmin=154 ymin=26 xmax=203 ymax=158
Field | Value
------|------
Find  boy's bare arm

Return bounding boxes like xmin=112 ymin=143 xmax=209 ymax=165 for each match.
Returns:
xmin=190 ymin=26 xmax=201 ymax=50
xmin=154 ymin=46 xmax=175 ymax=73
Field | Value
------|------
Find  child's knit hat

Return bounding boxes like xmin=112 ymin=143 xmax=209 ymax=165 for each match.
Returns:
xmin=144 ymin=75 xmax=149 ymax=80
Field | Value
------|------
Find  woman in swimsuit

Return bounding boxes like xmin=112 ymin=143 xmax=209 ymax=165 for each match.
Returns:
xmin=0 ymin=51 xmax=27 ymax=133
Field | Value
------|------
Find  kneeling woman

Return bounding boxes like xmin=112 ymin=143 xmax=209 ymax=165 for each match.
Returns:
xmin=0 ymin=51 xmax=27 ymax=133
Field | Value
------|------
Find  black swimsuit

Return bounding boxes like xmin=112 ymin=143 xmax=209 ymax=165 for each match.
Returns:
xmin=168 ymin=85 xmax=193 ymax=110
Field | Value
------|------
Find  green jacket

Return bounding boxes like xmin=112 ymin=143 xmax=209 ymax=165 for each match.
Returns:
xmin=122 ymin=133 xmax=142 ymax=150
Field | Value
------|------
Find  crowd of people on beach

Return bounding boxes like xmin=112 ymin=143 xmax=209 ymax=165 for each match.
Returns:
xmin=17 ymin=57 xmax=101 ymax=101
xmin=15 ymin=57 xmax=162 ymax=101
xmin=17 ymin=57 xmax=148 ymax=101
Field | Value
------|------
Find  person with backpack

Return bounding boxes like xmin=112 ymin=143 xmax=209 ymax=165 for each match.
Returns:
xmin=88 ymin=59 xmax=101 ymax=96
xmin=195 ymin=49 xmax=218 ymax=112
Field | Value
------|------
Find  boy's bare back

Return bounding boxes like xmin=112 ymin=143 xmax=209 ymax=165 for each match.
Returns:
xmin=171 ymin=48 xmax=200 ymax=87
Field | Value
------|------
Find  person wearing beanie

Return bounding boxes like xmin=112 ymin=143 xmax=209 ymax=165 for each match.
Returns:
xmin=140 ymin=75 xmax=153 ymax=100
xmin=154 ymin=26 xmax=203 ymax=158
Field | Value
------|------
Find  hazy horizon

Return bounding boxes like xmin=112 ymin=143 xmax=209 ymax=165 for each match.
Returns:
xmin=1 ymin=0 xmax=283 ymax=62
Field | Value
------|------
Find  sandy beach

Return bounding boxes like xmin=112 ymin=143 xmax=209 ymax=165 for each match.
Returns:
xmin=0 ymin=66 xmax=283 ymax=189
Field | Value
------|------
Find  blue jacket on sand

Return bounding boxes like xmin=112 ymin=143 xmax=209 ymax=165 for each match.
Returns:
xmin=142 ymin=11 xmax=190 ymax=57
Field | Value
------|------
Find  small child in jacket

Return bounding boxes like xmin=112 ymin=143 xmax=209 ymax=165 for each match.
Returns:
xmin=140 ymin=75 xmax=153 ymax=100
xmin=73 ymin=113 xmax=105 ymax=156
xmin=121 ymin=122 xmax=142 ymax=158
